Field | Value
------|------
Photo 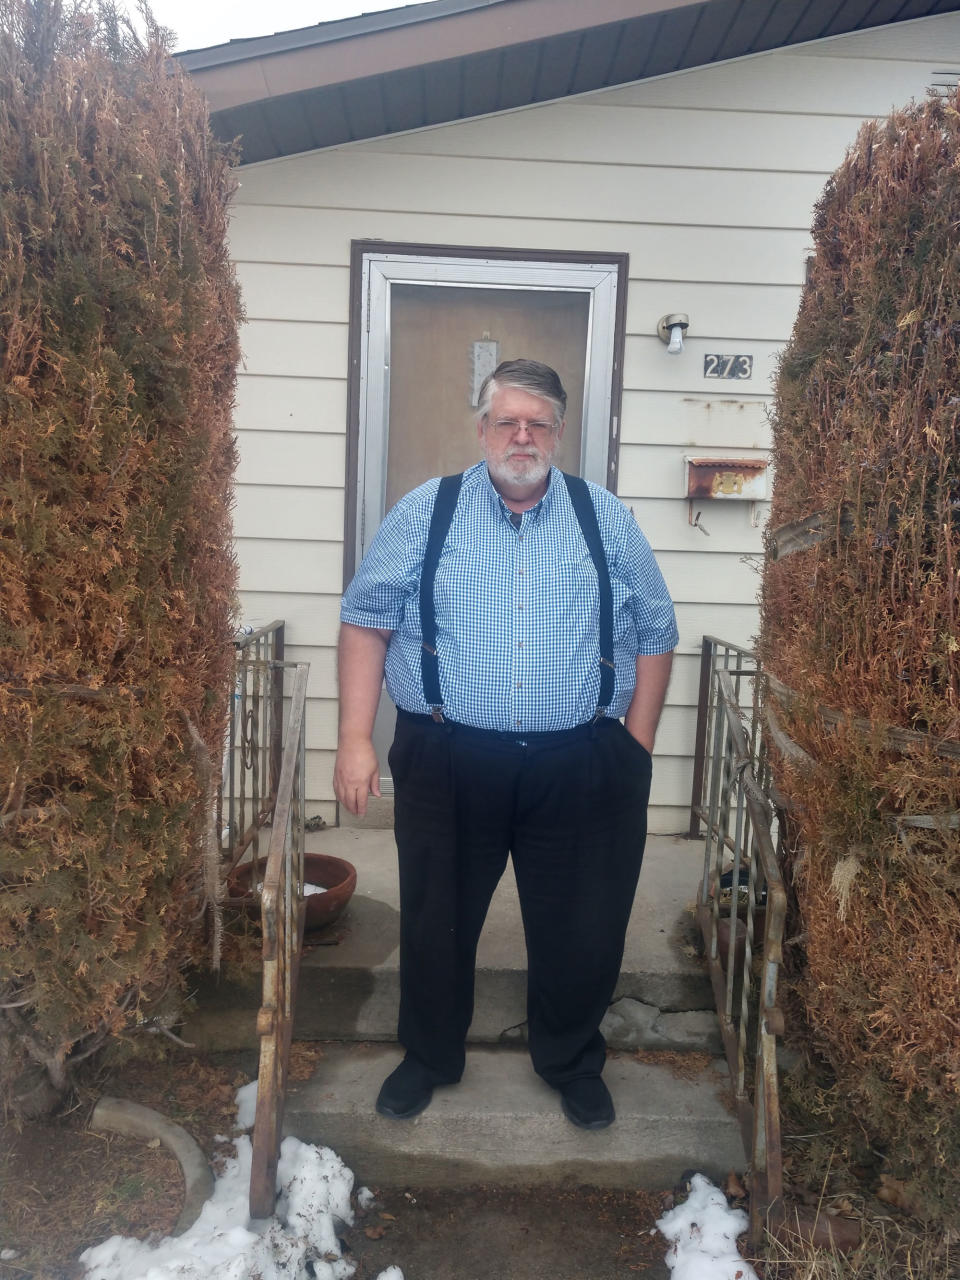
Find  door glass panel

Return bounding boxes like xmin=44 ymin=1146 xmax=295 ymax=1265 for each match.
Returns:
xmin=386 ymin=284 xmax=590 ymax=509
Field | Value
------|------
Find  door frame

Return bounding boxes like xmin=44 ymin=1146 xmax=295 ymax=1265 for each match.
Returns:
xmin=344 ymin=240 xmax=629 ymax=583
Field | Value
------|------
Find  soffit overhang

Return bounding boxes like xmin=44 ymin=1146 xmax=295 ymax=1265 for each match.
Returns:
xmin=176 ymin=0 xmax=960 ymax=165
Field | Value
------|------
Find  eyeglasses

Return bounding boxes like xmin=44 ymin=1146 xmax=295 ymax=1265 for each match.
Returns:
xmin=487 ymin=417 xmax=558 ymax=439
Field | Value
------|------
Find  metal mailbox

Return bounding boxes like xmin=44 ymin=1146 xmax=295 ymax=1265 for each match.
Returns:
xmin=684 ymin=456 xmax=770 ymax=531
xmin=684 ymin=456 xmax=769 ymax=502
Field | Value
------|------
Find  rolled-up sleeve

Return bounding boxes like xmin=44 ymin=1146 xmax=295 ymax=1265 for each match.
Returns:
xmin=613 ymin=506 xmax=679 ymax=656
xmin=340 ymin=480 xmax=437 ymax=631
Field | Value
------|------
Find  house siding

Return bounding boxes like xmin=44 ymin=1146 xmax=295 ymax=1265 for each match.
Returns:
xmin=227 ymin=14 xmax=960 ymax=832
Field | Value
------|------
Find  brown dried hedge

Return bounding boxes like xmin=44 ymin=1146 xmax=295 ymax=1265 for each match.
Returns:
xmin=761 ymin=92 xmax=960 ymax=1224
xmin=0 ymin=1 xmax=240 ymax=1114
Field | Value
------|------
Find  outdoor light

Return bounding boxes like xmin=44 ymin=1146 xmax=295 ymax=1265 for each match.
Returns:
xmin=657 ymin=313 xmax=689 ymax=355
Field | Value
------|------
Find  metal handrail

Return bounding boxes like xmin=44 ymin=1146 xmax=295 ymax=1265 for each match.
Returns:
xmin=689 ymin=637 xmax=787 ymax=1239
xmin=221 ymin=621 xmax=285 ymax=874
xmin=248 ymin=661 xmax=309 ymax=1219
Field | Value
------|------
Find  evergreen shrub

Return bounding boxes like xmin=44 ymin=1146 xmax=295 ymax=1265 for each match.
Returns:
xmin=761 ymin=91 xmax=960 ymax=1223
xmin=0 ymin=1 xmax=241 ymax=1114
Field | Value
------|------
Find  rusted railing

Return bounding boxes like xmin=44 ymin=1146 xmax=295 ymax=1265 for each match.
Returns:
xmin=689 ymin=636 xmax=787 ymax=1239
xmin=221 ymin=621 xmax=285 ymax=875
xmin=248 ymin=661 xmax=309 ymax=1219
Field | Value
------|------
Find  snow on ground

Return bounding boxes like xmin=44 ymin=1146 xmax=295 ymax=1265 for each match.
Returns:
xmin=77 ymin=1083 xmax=756 ymax=1280
xmin=235 ymin=1079 xmax=257 ymax=1130
xmin=80 ymin=1084 xmax=399 ymax=1280
xmin=657 ymin=1174 xmax=760 ymax=1280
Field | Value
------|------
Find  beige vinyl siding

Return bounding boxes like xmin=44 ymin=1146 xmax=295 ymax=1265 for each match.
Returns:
xmin=236 ymin=591 xmax=341 ymax=645
xmin=234 ymin=375 xmax=346 ymax=432
xmin=229 ymin=209 xmax=813 ymax=284
xmin=236 ymin=152 xmax=828 ymax=228
xmin=228 ymin=15 xmax=960 ymax=831
xmin=234 ymin=432 xmax=346 ymax=486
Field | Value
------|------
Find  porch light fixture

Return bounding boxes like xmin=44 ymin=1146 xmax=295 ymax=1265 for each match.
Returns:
xmin=657 ymin=313 xmax=689 ymax=354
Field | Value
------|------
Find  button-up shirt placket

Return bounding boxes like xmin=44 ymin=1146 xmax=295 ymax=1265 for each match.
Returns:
xmin=507 ymin=504 xmax=529 ymax=730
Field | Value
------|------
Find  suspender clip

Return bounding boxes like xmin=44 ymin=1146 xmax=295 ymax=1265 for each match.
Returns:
xmin=430 ymin=706 xmax=445 ymax=723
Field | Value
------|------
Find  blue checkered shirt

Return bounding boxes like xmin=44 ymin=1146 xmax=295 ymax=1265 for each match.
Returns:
xmin=341 ymin=462 xmax=678 ymax=732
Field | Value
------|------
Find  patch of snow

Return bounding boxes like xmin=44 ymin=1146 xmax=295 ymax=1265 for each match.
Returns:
xmin=235 ymin=1080 xmax=258 ymax=1130
xmin=656 ymin=1174 xmax=759 ymax=1280
xmin=81 ymin=1134 xmax=356 ymax=1280
xmin=75 ymin=1071 xmax=749 ymax=1280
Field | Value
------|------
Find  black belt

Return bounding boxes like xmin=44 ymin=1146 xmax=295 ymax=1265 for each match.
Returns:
xmin=397 ymin=706 xmax=617 ymax=748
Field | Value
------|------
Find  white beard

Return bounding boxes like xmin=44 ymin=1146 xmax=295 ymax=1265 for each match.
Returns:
xmin=485 ymin=448 xmax=552 ymax=492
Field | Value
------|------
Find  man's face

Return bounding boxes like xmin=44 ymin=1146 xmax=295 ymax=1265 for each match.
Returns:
xmin=478 ymin=385 xmax=564 ymax=494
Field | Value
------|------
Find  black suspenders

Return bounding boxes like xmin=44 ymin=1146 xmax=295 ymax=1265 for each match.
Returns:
xmin=419 ymin=472 xmax=463 ymax=720
xmin=419 ymin=472 xmax=615 ymax=723
xmin=561 ymin=472 xmax=616 ymax=717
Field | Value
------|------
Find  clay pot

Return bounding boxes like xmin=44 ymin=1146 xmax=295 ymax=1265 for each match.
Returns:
xmin=228 ymin=853 xmax=357 ymax=931
xmin=716 ymin=916 xmax=748 ymax=971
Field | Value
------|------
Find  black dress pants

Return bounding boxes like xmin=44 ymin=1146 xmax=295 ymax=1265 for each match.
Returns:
xmin=388 ymin=710 xmax=652 ymax=1089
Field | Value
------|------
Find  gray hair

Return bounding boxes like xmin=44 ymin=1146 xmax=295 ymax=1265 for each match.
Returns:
xmin=476 ymin=359 xmax=567 ymax=428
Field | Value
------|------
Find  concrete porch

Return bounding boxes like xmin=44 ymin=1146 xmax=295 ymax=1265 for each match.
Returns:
xmin=185 ymin=831 xmax=746 ymax=1188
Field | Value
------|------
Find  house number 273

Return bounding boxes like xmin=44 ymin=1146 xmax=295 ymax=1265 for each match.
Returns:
xmin=703 ymin=354 xmax=753 ymax=379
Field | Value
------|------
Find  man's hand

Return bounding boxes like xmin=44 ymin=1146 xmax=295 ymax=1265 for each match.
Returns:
xmin=334 ymin=737 xmax=382 ymax=817
xmin=624 ymin=650 xmax=674 ymax=753
xmin=334 ymin=622 xmax=392 ymax=817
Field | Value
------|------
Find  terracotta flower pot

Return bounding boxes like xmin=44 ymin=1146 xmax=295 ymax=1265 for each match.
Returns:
xmin=228 ymin=853 xmax=357 ymax=931
xmin=716 ymin=916 xmax=748 ymax=972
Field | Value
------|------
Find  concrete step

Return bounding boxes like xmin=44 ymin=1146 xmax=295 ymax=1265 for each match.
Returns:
xmin=283 ymin=1042 xmax=745 ymax=1190
xmin=185 ymin=832 xmax=717 ymax=1055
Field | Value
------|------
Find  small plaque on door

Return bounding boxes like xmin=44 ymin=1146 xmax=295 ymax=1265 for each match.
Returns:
xmin=703 ymin=354 xmax=753 ymax=380
xmin=471 ymin=340 xmax=500 ymax=405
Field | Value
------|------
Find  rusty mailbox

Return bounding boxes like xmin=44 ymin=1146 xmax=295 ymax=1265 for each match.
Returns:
xmin=684 ymin=456 xmax=769 ymax=529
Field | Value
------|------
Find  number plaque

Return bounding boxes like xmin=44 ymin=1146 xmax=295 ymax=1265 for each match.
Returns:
xmin=703 ymin=354 xmax=753 ymax=380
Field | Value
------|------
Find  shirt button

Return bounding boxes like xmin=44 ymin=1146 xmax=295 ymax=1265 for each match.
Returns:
xmin=516 ymin=681 xmax=522 ymax=688
xmin=515 ymin=719 xmax=522 ymax=726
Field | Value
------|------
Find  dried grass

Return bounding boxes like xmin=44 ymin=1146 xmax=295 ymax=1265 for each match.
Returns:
xmin=762 ymin=1211 xmax=956 ymax=1280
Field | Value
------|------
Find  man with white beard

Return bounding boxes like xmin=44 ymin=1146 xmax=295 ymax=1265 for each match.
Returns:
xmin=334 ymin=359 xmax=677 ymax=1129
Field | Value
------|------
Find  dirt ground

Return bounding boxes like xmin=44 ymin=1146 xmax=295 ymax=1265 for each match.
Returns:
xmin=343 ymin=1182 xmax=673 ymax=1280
xmin=1 ymin=1048 xmax=248 ymax=1279
xmin=8 ymin=1041 xmax=945 ymax=1280
xmin=0 ymin=1044 xmax=680 ymax=1280
xmin=1 ymin=1117 xmax=184 ymax=1277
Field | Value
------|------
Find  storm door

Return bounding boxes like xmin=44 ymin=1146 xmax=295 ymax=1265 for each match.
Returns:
xmin=347 ymin=245 xmax=627 ymax=797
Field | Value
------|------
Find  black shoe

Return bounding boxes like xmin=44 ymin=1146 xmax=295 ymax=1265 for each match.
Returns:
xmin=376 ymin=1057 xmax=435 ymax=1119
xmin=560 ymin=1076 xmax=615 ymax=1130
